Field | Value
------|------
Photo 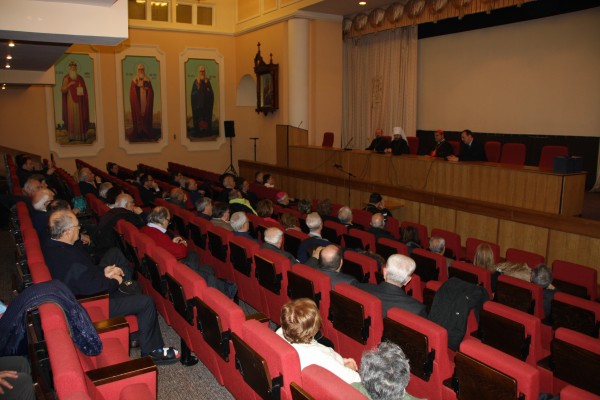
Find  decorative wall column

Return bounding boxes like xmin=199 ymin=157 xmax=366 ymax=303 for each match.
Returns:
xmin=287 ymin=18 xmax=309 ymax=130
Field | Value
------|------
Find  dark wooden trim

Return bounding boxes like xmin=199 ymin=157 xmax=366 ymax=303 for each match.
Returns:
xmin=86 ymin=357 xmax=157 ymax=386
xmin=93 ymin=317 xmax=128 ymax=334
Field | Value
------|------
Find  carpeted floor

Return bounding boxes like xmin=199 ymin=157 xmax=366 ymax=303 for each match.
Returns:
xmin=0 ymin=229 xmax=235 ymax=400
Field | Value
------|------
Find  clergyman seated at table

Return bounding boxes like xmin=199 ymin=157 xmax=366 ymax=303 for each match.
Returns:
xmin=384 ymin=127 xmax=409 ymax=155
xmin=365 ymin=128 xmax=387 ymax=152
xmin=430 ymin=129 xmax=454 ymax=158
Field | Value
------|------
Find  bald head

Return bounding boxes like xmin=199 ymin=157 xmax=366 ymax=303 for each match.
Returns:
xmin=114 ymin=193 xmax=135 ymax=211
xmin=370 ymin=213 xmax=385 ymax=229
xmin=319 ymin=245 xmax=343 ymax=272
xmin=48 ymin=209 xmax=79 ymax=243
xmin=385 ymin=254 xmax=416 ymax=287
xmin=306 ymin=212 xmax=322 ymax=233
xmin=264 ymin=227 xmax=284 ymax=248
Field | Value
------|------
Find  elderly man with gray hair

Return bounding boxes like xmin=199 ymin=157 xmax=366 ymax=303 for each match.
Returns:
xmin=353 ymin=341 xmax=423 ymax=400
xmin=429 ymin=236 xmax=454 ymax=269
xmin=261 ymin=227 xmax=297 ymax=265
xmin=531 ymin=264 xmax=557 ymax=319
xmin=230 ymin=211 xmax=255 ymax=241
xmin=356 ymin=254 xmax=426 ymax=317
xmin=337 ymin=206 xmax=354 ymax=228
xmin=296 ymin=212 xmax=330 ymax=263
xmin=31 ymin=189 xmax=55 ymax=236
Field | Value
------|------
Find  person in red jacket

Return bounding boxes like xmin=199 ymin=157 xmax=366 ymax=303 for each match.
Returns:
xmin=140 ymin=206 xmax=237 ymax=298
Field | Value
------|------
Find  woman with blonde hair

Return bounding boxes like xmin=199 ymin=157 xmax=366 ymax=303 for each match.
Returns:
xmin=473 ymin=243 xmax=495 ymax=272
xmin=277 ymin=298 xmax=360 ymax=384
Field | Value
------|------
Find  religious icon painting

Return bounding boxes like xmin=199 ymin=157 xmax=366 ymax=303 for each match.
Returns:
xmin=185 ymin=58 xmax=220 ymax=141
xmin=53 ymin=53 xmax=96 ymax=146
xmin=115 ymin=45 xmax=168 ymax=155
xmin=121 ymin=55 xmax=162 ymax=143
xmin=179 ymin=48 xmax=225 ymax=151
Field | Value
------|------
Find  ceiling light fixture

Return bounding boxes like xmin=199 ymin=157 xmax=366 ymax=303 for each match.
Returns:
xmin=6 ymin=55 xmax=12 ymax=60
xmin=359 ymin=1 xmax=367 ymax=5
xmin=8 ymin=41 xmax=15 ymax=47
xmin=5 ymin=63 xmax=11 ymax=69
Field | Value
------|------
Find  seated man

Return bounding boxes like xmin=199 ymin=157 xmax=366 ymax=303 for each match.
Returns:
xmin=141 ymin=206 xmax=237 ymax=299
xmin=364 ymin=193 xmax=392 ymax=220
xmin=210 ymin=202 xmax=232 ymax=231
xmin=356 ymin=254 xmax=426 ymax=317
xmin=384 ymin=127 xmax=409 ymax=155
xmin=531 ymin=264 xmax=557 ymax=319
xmin=31 ymin=189 xmax=55 ymax=237
xmin=353 ymin=342 xmax=423 ymax=400
xmin=430 ymin=129 xmax=454 ymax=158
xmin=447 ymin=129 xmax=486 ymax=162
xmin=42 ymin=209 xmax=179 ymax=365
xmin=368 ymin=213 xmax=394 ymax=240
xmin=230 ymin=211 xmax=256 ymax=241
xmin=261 ymin=227 xmax=297 ymax=265
xmin=337 ymin=206 xmax=354 ymax=229
xmin=138 ymin=174 xmax=163 ymax=207
xmin=318 ymin=245 xmax=358 ymax=288
xmin=429 ymin=236 xmax=453 ymax=269
xmin=77 ymin=167 xmax=101 ymax=197
xmin=297 ymin=212 xmax=330 ymax=264
xmin=93 ymin=193 xmax=145 ymax=255
xmin=365 ymin=128 xmax=387 ymax=152
xmin=195 ymin=197 xmax=212 ymax=221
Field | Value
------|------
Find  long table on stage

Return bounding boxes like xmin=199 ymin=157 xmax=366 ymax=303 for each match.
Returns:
xmin=286 ymin=145 xmax=586 ymax=216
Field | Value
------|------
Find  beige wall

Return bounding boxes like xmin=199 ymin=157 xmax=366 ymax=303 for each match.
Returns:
xmin=417 ymin=7 xmax=600 ymax=136
xmin=0 ymin=18 xmax=343 ymax=174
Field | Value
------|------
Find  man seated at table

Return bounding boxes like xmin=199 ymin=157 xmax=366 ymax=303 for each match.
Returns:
xmin=365 ymin=128 xmax=387 ymax=152
xmin=430 ymin=129 xmax=454 ymax=158
xmin=384 ymin=127 xmax=409 ymax=155
xmin=447 ymin=129 xmax=486 ymax=162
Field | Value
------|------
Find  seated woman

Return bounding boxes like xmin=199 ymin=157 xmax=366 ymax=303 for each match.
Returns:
xmin=256 ymin=199 xmax=278 ymax=223
xmin=280 ymin=212 xmax=301 ymax=231
xmin=277 ymin=298 xmax=360 ymax=384
xmin=473 ymin=243 xmax=500 ymax=292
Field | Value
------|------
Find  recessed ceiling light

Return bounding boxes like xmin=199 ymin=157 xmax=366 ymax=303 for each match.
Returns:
xmin=359 ymin=1 xmax=367 ymax=5
xmin=5 ymin=63 xmax=10 ymax=69
xmin=8 ymin=41 xmax=15 ymax=47
xmin=6 ymin=55 xmax=12 ymax=60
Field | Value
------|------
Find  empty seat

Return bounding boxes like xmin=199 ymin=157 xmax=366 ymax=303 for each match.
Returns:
xmin=322 ymin=132 xmax=334 ymax=147
xmin=549 ymin=292 xmax=600 ymax=338
xmin=539 ymin=145 xmax=568 ymax=169
xmin=322 ymin=220 xmax=347 ymax=244
xmin=494 ymin=274 xmax=545 ymax=319
xmin=552 ymin=259 xmax=597 ymax=300
xmin=505 ymin=248 xmax=545 ymax=268
xmin=283 ymin=229 xmax=309 ymax=258
xmin=411 ymin=248 xmax=449 ymax=284
xmin=375 ymin=237 xmax=408 ymax=260
xmin=229 ymin=235 xmax=262 ymax=309
xmin=560 ymin=385 xmax=600 ymax=400
xmin=500 ymin=142 xmax=526 ymax=165
xmin=407 ymin=136 xmax=419 ymax=155
xmin=484 ymin=141 xmax=501 ymax=163
xmin=206 ymin=224 xmax=235 ymax=281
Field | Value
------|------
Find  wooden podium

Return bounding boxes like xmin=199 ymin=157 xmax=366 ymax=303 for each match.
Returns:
xmin=276 ymin=125 xmax=308 ymax=167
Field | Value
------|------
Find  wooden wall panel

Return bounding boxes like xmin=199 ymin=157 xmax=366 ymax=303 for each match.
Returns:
xmin=455 ymin=211 xmax=499 ymax=245
xmin=420 ymin=204 xmax=456 ymax=234
xmin=547 ymin=231 xmax=600 ymax=272
xmin=497 ymin=221 xmax=549 ymax=259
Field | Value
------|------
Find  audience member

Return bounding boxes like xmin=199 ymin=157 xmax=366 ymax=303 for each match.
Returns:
xmin=218 ymin=173 xmax=236 ymax=203
xmin=400 ymin=226 xmax=421 ymax=255
xmin=316 ymin=198 xmax=336 ymax=222
xmin=531 ymin=264 xmax=557 ymax=319
xmin=98 ymin=182 xmax=113 ymax=200
xmin=254 ymin=171 xmax=264 ymax=185
xmin=297 ymin=199 xmax=312 ymax=215
xmin=210 ymin=202 xmax=232 ymax=231
xmin=168 ymin=187 xmax=188 ymax=209
xmin=141 ymin=206 xmax=237 ymax=299
xmin=263 ymin=173 xmax=275 ymax=188
xmin=93 ymin=193 xmax=145 ymax=254
xmin=318 ymin=245 xmax=358 ymax=288
xmin=356 ymin=254 xmax=426 ymax=317
xmin=429 ymin=236 xmax=453 ymax=268
xmin=430 ymin=129 xmax=454 ymax=158
xmin=77 ymin=167 xmax=101 ymax=197
xmin=195 ymin=197 xmax=212 ymax=220
xmin=473 ymin=243 xmax=500 ymax=291
xmin=364 ymin=193 xmax=392 ymax=219
xmin=261 ymin=227 xmax=297 ymax=265
xmin=385 ymin=126 xmax=410 ymax=155
xmin=277 ymin=298 xmax=360 ymax=384
xmin=184 ymin=178 xmax=203 ymax=206
xmin=42 ymin=209 xmax=179 ymax=365
xmin=354 ymin=342 xmax=422 ymax=400
xmin=16 ymin=155 xmax=55 ymax=186
xmin=230 ymin=211 xmax=255 ymax=241
xmin=138 ymin=174 xmax=163 ymax=207
xmin=104 ymin=186 xmax=125 ymax=207
xmin=228 ymin=189 xmax=256 ymax=215
xmin=337 ymin=206 xmax=353 ymax=228
xmin=276 ymin=191 xmax=294 ymax=208
xmin=447 ymin=129 xmax=486 ymax=162
xmin=280 ymin=212 xmax=301 ymax=231
xmin=368 ymin=213 xmax=394 ymax=240
xmin=30 ymin=189 xmax=55 ymax=236
xmin=297 ymin=212 xmax=330 ymax=263
xmin=237 ymin=178 xmax=258 ymax=208
xmin=256 ymin=199 xmax=277 ymax=223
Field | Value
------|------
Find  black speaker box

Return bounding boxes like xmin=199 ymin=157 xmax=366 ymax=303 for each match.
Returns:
xmin=224 ymin=120 xmax=235 ymax=138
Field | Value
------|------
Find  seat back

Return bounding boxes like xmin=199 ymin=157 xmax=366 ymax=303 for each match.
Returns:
xmin=401 ymin=221 xmax=428 ymax=249
xmin=351 ymin=209 xmax=373 ymax=228
xmin=476 ymin=302 xmax=542 ymax=365
xmin=328 ymin=283 xmax=383 ymax=364
xmin=207 ymin=225 xmax=234 ymax=281
xmin=343 ymin=228 xmax=375 ymax=252
xmin=465 ymin=238 xmax=500 ymax=264
xmin=450 ymin=339 xmax=539 ymax=400
xmin=375 ymin=237 xmax=408 ymax=260
xmin=384 ymin=308 xmax=453 ymax=399
xmin=500 ymin=143 xmax=526 ymax=165
xmin=552 ymin=260 xmax=597 ymax=300
xmin=412 ymin=248 xmax=448 ymax=283
xmin=545 ymin=328 xmax=600 ymax=396
xmin=505 ymin=248 xmax=545 ymax=268
xmin=299 ymin=365 xmax=367 ymax=400
xmin=539 ymin=145 xmax=568 ymax=169
xmin=494 ymin=274 xmax=544 ymax=319
xmin=407 ymin=136 xmax=419 ymax=154
xmin=323 ymin=220 xmax=347 ymax=244
xmin=448 ymin=140 xmax=461 ymax=157
xmin=322 ymin=132 xmax=334 ymax=147
xmin=484 ymin=141 xmax=501 ymax=163
xmin=289 ymin=264 xmax=333 ymax=339
xmin=229 ymin=235 xmax=262 ymax=310
xmin=254 ymin=248 xmax=292 ymax=323
xmin=341 ymin=250 xmax=378 ymax=284
xmin=449 ymin=261 xmax=492 ymax=297
xmin=430 ymin=228 xmax=463 ymax=260
xmin=550 ymin=292 xmax=600 ymax=338
xmin=283 ymin=230 xmax=309 ymax=258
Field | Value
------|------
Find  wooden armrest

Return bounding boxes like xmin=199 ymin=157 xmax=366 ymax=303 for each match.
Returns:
xmin=246 ymin=312 xmax=269 ymax=323
xmin=86 ymin=356 xmax=156 ymax=386
xmin=78 ymin=293 xmax=110 ymax=303
xmin=93 ymin=317 xmax=128 ymax=335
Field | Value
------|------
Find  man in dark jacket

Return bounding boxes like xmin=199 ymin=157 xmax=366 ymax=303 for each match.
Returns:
xmin=368 ymin=213 xmax=395 ymax=240
xmin=319 ymin=245 xmax=358 ymax=289
xmin=447 ymin=129 xmax=486 ymax=162
xmin=42 ymin=209 xmax=179 ymax=365
xmin=261 ymin=227 xmax=297 ymax=265
xmin=356 ymin=254 xmax=426 ymax=318
xmin=93 ymin=193 xmax=145 ymax=255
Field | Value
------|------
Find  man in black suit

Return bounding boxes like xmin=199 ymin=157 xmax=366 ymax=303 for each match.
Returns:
xmin=365 ymin=128 xmax=387 ymax=152
xmin=367 ymin=213 xmax=395 ymax=240
xmin=296 ymin=212 xmax=329 ymax=263
xmin=447 ymin=129 xmax=486 ymax=162
xmin=319 ymin=245 xmax=358 ymax=289
xmin=430 ymin=129 xmax=454 ymax=158
xmin=42 ymin=209 xmax=180 ymax=365
xmin=77 ymin=167 xmax=100 ymax=197
xmin=261 ymin=227 xmax=297 ymax=265
xmin=230 ymin=211 xmax=257 ymax=242
xmin=384 ymin=127 xmax=409 ymax=155
xmin=356 ymin=254 xmax=427 ymax=317
xmin=93 ymin=193 xmax=145 ymax=255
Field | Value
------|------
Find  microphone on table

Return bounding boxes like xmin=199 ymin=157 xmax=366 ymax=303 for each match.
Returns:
xmin=343 ymin=137 xmax=354 ymax=151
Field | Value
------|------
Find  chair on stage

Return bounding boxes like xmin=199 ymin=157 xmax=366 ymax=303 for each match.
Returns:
xmin=407 ymin=136 xmax=419 ymax=154
xmin=539 ymin=145 xmax=568 ymax=169
xmin=484 ymin=141 xmax=501 ymax=163
xmin=505 ymin=248 xmax=545 ymax=268
xmin=448 ymin=140 xmax=461 ymax=157
xmin=500 ymin=142 xmax=526 ymax=165
xmin=552 ymin=260 xmax=597 ymax=300
xmin=321 ymin=132 xmax=334 ymax=147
